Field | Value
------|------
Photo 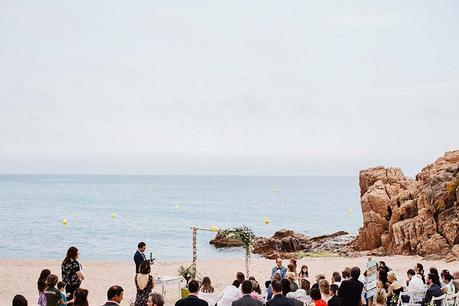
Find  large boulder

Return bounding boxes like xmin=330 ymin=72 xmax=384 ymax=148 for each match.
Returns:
xmin=354 ymin=150 xmax=459 ymax=259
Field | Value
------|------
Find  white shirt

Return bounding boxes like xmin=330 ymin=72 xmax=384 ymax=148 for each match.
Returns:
xmin=216 ymin=286 xmax=241 ymax=306
xmin=407 ymin=276 xmax=425 ymax=301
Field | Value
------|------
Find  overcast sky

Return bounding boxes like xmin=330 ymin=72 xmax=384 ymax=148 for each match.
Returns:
xmin=0 ymin=1 xmax=458 ymax=175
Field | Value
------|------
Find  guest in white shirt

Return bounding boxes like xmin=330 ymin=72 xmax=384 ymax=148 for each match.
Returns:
xmin=406 ymin=269 xmax=425 ymax=302
xmin=217 ymin=280 xmax=241 ymax=306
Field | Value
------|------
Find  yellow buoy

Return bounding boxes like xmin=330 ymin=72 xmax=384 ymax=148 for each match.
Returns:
xmin=62 ymin=218 xmax=68 ymax=225
xmin=210 ymin=225 xmax=219 ymax=232
xmin=263 ymin=217 xmax=270 ymax=224
xmin=112 ymin=212 xmax=117 ymax=219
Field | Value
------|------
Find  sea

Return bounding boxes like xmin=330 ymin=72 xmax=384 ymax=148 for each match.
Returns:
xmin=0 ymin=175 xmax=362 ymax=261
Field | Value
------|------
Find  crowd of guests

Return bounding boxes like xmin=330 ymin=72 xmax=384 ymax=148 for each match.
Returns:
xmin=10 ymin=245 xmax=459 ymax=306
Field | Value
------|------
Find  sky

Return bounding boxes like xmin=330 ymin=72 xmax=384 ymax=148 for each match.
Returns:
xmin=0 ymin=1 xmax=458 ymax=176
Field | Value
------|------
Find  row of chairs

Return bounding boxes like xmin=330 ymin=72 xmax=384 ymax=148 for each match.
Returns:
xmin=397 ymin=291 xmax=459 ymax=306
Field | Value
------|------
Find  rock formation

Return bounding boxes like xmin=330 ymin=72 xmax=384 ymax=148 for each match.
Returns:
xmin=210 ymin=229 xmax=354 ymax=259
xmin=354 ymin=150 xmax=459 ymax=259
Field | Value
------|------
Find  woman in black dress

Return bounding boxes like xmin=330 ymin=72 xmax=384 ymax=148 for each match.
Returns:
xmin=61 ymin=246 xmax=84 ymax=304
xmin=135 ymin=261 xmax=155 ymax=306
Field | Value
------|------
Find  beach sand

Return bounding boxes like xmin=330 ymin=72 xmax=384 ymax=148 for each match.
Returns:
xmin=1 ymin=256 xmax=458 ymax=305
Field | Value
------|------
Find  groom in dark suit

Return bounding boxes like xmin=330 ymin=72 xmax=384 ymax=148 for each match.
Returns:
xmin=134 ymin=242 xmax=147 ymax=273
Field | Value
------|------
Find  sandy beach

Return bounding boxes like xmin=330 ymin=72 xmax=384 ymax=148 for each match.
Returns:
xmin=1 ymin=256 xmax=457 ymax=305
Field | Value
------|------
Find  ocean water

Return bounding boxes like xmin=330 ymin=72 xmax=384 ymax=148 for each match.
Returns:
xmin=0 ymin=175 xmax=362 ymax=261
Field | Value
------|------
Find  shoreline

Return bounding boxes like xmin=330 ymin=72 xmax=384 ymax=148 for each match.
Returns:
xmin=2 ymin=255 xmax=458 ymax=306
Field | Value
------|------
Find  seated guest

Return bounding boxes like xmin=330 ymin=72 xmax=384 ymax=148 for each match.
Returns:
xmin=453 ymin=271 xmax=459 ymax=293
xmin=250 ymin=280 xmax=264 ymax=302
xmin=287 ymin=279 xmax=310 ymax=300
xmin=310 ymin=288 xmax=327 ymax=306
xmin=386 ymin=271 xmax=402 ymax=306
xmin=378 ymin=262 xmax=390 ymax=274
xmin=176 ymin=280 xmax=208 ymax=306
xmin=406 ymin=269 xmax=425 ymax=302
xmin=147 ymin=293 xmax=164 ymax=306
xmin=415 ymin=263 xmax=426 ymax=284
xmin=200 ymin=276 xmax=215 ymax=293
xmin=378 ymin=270 xmax=389 ymax=290
xmin=102 ymin=285 xmax=124 ymax=306
xmin=267 ymin=280 xmax=293 ymax=306
xmin=331 ymin=272 xmax=341 ymax=287
xmin=57 ymin=281 xmax=68 ymax=306
xmin=312 ymin=274 xmax=325 ymax=290
xmin=319 ymin=279 xmax=331 ymax=302
xmin=73 ymin=288 xmax=89 ymax=306
xmin=337 ymin=267 xmax=363 ymax=306
xmin=373 ymin=288 xmax=387 ymax=306
xmin=12 ymin=295 xmax=28 ymax=306
xmin=272 ymin=258 xmax=287 ymax=279
xmin=232 ymin=280 xmax=262 ymax=306
xmin=440 ymin=270 xmax=455 ymax=295
xmin=267 ymin=273 xmax=282 ymax=300
xmin=248 ymin=277 xmax=262 ymax=294
xmin=327 ymin=284 xmax=340 ymax=306
xmin=429 ymin=268 xmax=441 ymax=287
xmin=341 ymin=269 xmax=350 ymax=281
xmin=285 ymin=272 xmax=299 ymax=291
xmin=217 ymin=280 xmax=241 ymax=306
xmin=237 ymin=272 xmax=246 ymax=284
xmin=421 ymin=273 xmax=443 ymax=306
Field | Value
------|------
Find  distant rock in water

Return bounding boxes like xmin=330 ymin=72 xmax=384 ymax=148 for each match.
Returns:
xmin=210 ymin=229 xmax=354 ymax=259
xmin=354 ymin=150 xmax=459 ymax=260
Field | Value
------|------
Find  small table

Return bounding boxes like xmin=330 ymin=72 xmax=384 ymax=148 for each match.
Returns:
xmin=155 ymin=276 xmax=182 ymax=299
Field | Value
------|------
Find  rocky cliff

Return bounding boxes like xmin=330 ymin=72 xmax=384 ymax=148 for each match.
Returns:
xmin=354 ymin=150 xmax=459 ymax=259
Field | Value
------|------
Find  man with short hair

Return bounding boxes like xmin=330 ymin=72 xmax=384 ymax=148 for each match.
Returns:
xmin=332 ymin=272 xmax=342 ymax=287
xmin=267 ymin=272 xmax=282 ymax=300
xmin=176 ymin=280 xmax=208 ymax=306
xmin=267 ymin=280 xmax=293 ymax=306
xmin=102 ymin=285 xmax=124 ymax=306
xmin=328 ymin=284 xmax=341 ymax=306
xmin=44 ymin=274 xmax=63 ymax=306
xmin=232 ymin=280 xmax=262 ymax=306
xmin=337 ymin=267 xmax=364 ymax=306
xmin=271 ymin=258 xmax=287 ymax=279
xmin=134 ymin=242 xmax=147 ymax=273
xmin=421 ymin=274 xmax=442 ymax=306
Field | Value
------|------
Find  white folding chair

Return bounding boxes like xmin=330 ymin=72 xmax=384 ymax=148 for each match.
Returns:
xmin=431 ymin=294 xmax=447 ymax=306
xmin=445 ymin=292 xmax=459 ymax=306
xmin=397 ymin=291 xmax=423 ymax=306
xmin=198 ymin=292 xmax=218 ymax=306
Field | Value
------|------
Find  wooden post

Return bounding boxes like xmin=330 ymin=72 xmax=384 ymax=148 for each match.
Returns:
xmin=191 ymin=227 xmax=197 ymax=279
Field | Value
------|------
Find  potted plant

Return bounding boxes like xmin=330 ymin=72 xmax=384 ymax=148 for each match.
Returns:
xmin=178 ymin=265 xmax=197 ymax=298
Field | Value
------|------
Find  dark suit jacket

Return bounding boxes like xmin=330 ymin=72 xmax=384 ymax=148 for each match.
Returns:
xmin=337 ymin=278 xmax=363 ymax=306
xmin=101 ymin=302 xmax=120 ymax=306
xmin=327 ymin=295 xmax=341 ymax=306
xmin=421 ymin=283 xmax=443 ymax=306
xmin=175 ymin=295 xmax=209 ymax=306
xmin=232 ymin=295 xmax=263 ymax=306
xmin=134 ymin=250 xmax=146 ymax=273
xmin=266 ymin=294 xmax=294 ymax=306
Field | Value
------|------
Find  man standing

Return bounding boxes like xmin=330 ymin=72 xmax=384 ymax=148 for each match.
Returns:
xmin=271 ymin=258 xmax=287 ymax=279
xmin=102 ymin=285 xmax=124 ymax=306
xmin=232 ymin=280 xmax=262 ymax=306
xmin=266 ymin=280 xmax=293 ymax=306
xmin=338 ymin=267 xmax=364 ymax=306
xmin=134 ymin=242 xmax=147 ymax=273
xmin=175 ymin=280 xmax=208 ymax=306
xmin=421 ymin=274 xmax=442 ymax=306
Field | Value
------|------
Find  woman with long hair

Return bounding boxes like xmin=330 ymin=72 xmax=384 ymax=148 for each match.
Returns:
xmin=73 ymin=288 xmax=89 ymax=306
xmin=135 ymin=261 xmax=155 ymax=306
xmin=200 ymin=276 xmax=214 ymax=293
xmin=61 ymin=246 xmax=84 ymax=304
xmin=37 ymin=269 xmax=50 ymax=306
